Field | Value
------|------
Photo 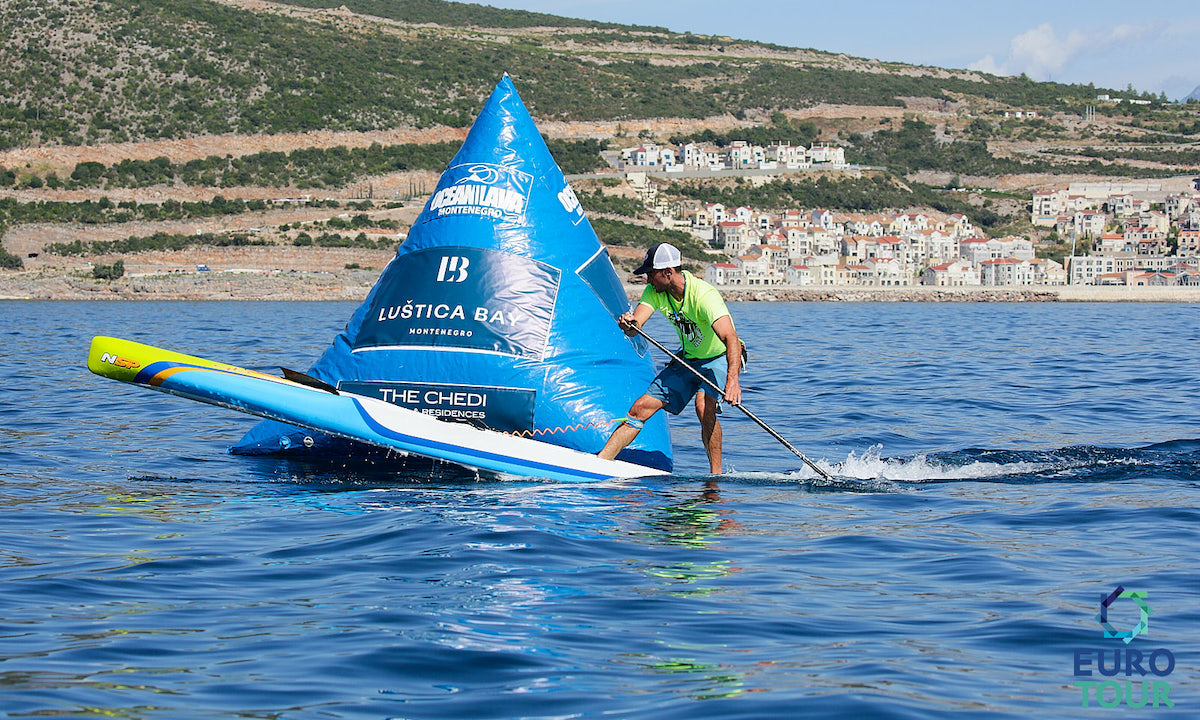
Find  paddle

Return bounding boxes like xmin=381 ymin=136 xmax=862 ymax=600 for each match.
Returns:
xmin=631 ymin=325 xmax=834 ymax=481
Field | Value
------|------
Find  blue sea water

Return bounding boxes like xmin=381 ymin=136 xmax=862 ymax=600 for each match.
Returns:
xmin=1 ymin=300 xmax=1198 ymax=719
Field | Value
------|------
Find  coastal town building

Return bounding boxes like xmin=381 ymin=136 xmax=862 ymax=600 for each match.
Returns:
xmin=706 ymin=262 xmax=743 ymax=286
xmin=622 ymin=139 xmax=847 ymax=173
xmin=922 ymin=259 xmax=980 ymax=286
xmin=1067 ymin=254 xmax=1200 ymax=285
xmin=1128 ymin=271 xmax=1176 ymax=286
xmin=1067 ymin=255 xmax=1140 ymax=284
xmin=1033 ymin=259 xmax=1069 ymax=285
xmin=1096 ymin=233 xmax=1128 ymax=253
xmin=980 ymin=258 xmax=1065 ymax=286
xmin=959 ymin=237 xmax=1034 ymax=265
xmin=622 ymin=143 xmax=676 ymax=168
xmin=785 ymin=264 xmax=814 ymax=285
xmin=678 ymin=180 xmax=1198 ymax=289
xmin=714 ymin=221 xmax=754 ymax=254
xmin=1179 ymin=230 xmax=1200 ymax=256
xmin=1056 ymin=210 xmax=1106 ymax=239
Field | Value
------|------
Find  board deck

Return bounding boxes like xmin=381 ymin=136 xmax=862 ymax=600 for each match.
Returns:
xmin=87 ymin=336 xmax=668 ymax=483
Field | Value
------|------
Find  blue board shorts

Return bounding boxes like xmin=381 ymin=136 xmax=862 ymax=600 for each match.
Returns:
xmin=647 ymin=354 xmax=727 ymax=415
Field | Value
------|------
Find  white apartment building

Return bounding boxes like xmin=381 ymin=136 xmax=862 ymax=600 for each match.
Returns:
xmin=960 ymin=236 xmax=1035 ymax=265
xmin=785 ymin=264 xmax=815 ymax=285
xmin=1096 ymin=233 xmax=1128 ymax=253
xmin=715 ymin=221 xmax=757 ymax=255
xmin=1031 ymin=259 xmax=1068 ymax=285
xmin=623 ymin=143 xmax=676 ymax=168
xmin=980 ymin=258 xmax=1039 ymax=286
xmin=706 ymin=262 xmax=744 ymax=285
xmin=1107 ymin=193 xmax=1139 ymax=216
xmin=735 ymin=252 xmax=780 ymax=285
xmin=1068 ymin=255 xmax=1140 ymax=284
xmin=1032 ymin=189 xmax=1068 ymax=226
xmin=1057 ymin=210 xmax=1106 ymax=238
xmin=944 ymin=213 xmax=974 ymax=237
xmin=811 ymin=209 xmax=836 ymax=230
xmin=863 ymin=257 xmax=910 ymax=286
xmin=922 ymin=259 xmax=980 ymax=286
xmin=767 ymin=143 xmax=809 ymax=167
xmin=808 ymin=144 xmax=846 ymax=165
xmin=923 ymin=231 xmax=959 ymax=265
xmin=679 ymin=143 xmax=724 ymax=169
xmin=727 ymin=141 xmax=765 ymax=168
xmin=1164 ymin=194 xmax=1196 ymax=220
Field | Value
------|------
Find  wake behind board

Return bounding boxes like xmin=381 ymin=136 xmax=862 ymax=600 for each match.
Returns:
xmin=87 ymin=336 xmax=667 ymax=483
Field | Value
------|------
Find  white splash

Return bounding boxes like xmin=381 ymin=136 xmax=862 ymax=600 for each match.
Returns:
xmin=788 ymin=445 xmax=1050 ymax=483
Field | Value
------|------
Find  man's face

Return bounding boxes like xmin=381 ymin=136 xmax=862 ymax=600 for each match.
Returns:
xmin=646 ymin=267 xmax=673 ymax=292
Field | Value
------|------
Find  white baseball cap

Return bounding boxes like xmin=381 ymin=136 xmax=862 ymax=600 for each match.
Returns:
xmin=633 ymin=242 xmax=682 ymax=274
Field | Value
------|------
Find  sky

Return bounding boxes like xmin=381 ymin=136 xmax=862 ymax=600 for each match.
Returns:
xmin=481 ymin=0 xmax=1200 ymax=100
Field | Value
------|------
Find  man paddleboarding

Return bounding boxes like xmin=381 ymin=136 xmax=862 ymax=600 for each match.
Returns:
xmin=598 ymin=242 xmax=742 ymax=474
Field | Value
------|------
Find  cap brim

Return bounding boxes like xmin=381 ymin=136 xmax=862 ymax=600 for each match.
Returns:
xmin=632 ymin=261 xmax=653 ymax=275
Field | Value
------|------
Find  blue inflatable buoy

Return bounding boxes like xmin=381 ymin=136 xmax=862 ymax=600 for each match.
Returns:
xmin=232 ymin=75 xmax=672 ymax=472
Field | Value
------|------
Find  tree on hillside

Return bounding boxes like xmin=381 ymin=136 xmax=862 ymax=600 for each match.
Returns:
xmin=92 ymin=259 xmax=125 ymax=280
xmin=0 ymin=246 xmax=23 ymax=270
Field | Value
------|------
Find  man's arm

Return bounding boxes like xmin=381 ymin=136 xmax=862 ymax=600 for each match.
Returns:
xmin=712 ymin=314 xmax=741 ymax=405
xmin=617 ymin=302 xmax=654 ymax=336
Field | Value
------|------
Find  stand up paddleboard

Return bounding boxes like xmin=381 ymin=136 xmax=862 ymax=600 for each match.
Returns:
xmin=88 ymin=336 xmax=667 ymax=483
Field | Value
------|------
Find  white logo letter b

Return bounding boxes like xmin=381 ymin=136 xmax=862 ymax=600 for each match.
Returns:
xmin=437 ymin=256 xmax=470 ymax=282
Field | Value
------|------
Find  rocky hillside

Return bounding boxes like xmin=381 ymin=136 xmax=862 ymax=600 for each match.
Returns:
xmin=0 ymin=0 xmax=1134 ymax=149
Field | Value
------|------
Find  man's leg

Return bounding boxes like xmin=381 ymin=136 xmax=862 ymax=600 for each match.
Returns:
xmin=598 ymin=394 xmax=664 ymax=461
xmin=695 ymin=391 xmax=722 ymax=474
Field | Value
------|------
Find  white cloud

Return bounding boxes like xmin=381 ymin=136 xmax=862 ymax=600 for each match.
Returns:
xmin=1009 ymin=23 xmax=1089 ymax=79
xmin=972 ymin=22 xmax=1156 ymax=82
xmin=968 ymin=54 xmax=1004 ymax=76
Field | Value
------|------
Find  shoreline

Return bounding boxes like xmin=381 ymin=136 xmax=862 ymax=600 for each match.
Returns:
xmin=709 ymin=285 xmax=1200 ymax=303
xmin=3 ymin=270 xmax=1200 ymax=302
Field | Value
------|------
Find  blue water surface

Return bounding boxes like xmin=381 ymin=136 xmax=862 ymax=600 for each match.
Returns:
xmin=1 ymin=300 xmax=1198 ymax=719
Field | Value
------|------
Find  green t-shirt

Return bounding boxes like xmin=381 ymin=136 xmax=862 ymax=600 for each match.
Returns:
xmin=639 ymin=270 xmax=733 ymax=360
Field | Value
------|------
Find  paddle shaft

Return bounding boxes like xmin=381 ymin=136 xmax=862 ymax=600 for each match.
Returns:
xmin=631 ymin=325 xmax=833 ymax=480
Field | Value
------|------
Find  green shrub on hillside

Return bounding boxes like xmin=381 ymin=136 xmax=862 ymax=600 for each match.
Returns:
xmin=847 ymin=119 xmax=1182 ymax=179
xmin=60 ymin=140 xmax=605 ymax=190
xmin=0 ymin=246 xmax=23 ymax=269
xmin=590 ymin=217 xmax=709 ymax=259
xmin=0 ymin=196 xmax=269 ymax=228
xmin=579 ymin=190 xmax=644 ymax=218
xmin=92 ymin=259 xmax=124 ymax=280
xmin=670 ymin=115 xmax=819 ymax=149
xmin=50 ymin=232 xmax=270 ymax=256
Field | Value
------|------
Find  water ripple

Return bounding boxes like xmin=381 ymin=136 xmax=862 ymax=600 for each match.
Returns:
xmin=2 ymin=301 xmax=1199 ymax=718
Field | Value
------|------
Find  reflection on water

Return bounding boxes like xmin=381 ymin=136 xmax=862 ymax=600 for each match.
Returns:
xmin=637 ymin=482 xmax=741 ymax=548
xmin=617 ymin=653 xmax=764 ymax=701
xmin=625 ymin=482 xmax=744 ymax=598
